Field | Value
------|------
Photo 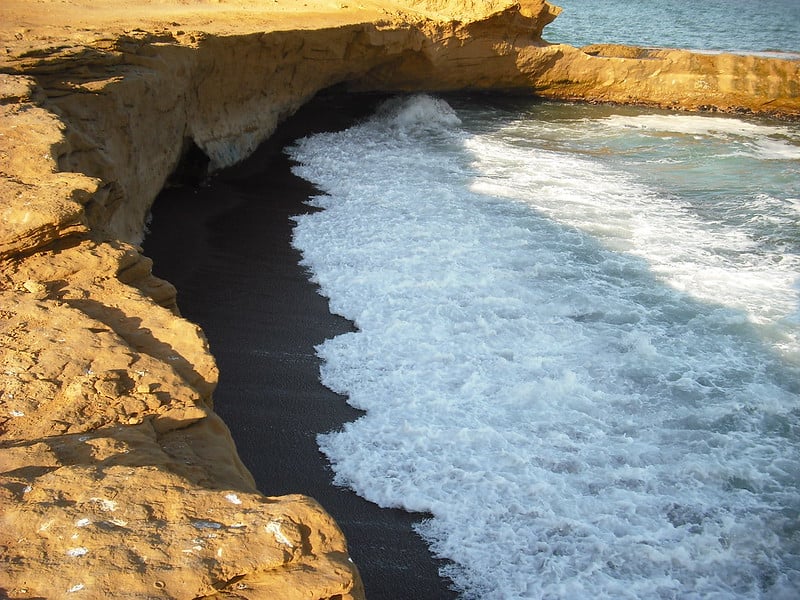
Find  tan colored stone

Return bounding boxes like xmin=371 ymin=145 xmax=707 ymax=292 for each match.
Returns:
xmin=1 ymin=422 xmax=358 ymax=599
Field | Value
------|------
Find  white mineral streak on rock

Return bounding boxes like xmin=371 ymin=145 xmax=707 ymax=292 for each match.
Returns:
xmin=224 ymin=492 xmax=242 ymax=505
xmin=38 ymin=519 xmax=54 ymax=532
xmin=89 ymin=497 xmax=117 ymax=512
xmin=266 ymin=520 xmax=294 ymax=548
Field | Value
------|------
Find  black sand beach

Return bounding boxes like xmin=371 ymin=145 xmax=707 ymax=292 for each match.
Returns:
xmin=143 ymin=93 xmax=458 ymax=600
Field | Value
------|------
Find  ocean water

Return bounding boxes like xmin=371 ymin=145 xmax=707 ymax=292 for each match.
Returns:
xmin=544 ymin=0 xmax=800 ymax=55
xmin=285 ymin=5 xmax=800 ymax=597
xmin=288 ymin=95 xmax=800 ymax=599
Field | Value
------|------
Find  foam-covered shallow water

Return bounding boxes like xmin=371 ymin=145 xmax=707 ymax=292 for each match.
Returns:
xmin=287 ymin=95 xmax=800 ymax=598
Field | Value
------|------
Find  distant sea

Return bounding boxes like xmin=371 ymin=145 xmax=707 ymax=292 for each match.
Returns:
xmin=287 ymin=2 xmax=800 ymax=598
xmin=545 ymin=0 xmax=800 ymax=56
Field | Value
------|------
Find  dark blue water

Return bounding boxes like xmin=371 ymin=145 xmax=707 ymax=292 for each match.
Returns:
xmin=544 ymin=0 xmax=800 ymax=54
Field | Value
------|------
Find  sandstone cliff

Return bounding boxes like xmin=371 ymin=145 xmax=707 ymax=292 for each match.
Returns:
xmin=1 ymin=1 xmax=799 ymax=598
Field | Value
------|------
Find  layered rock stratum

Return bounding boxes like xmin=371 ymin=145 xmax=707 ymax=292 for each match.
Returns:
xmin=1 ymin=1 xmax=798 ymax=597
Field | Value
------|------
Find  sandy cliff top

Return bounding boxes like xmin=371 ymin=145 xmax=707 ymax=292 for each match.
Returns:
xmin=0 ymin=0 xmax=538 ymax=52
xmin=2 ymin=0 xmax=388 ymax=38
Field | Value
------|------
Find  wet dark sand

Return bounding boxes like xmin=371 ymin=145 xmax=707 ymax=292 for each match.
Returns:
xmin=143 ymin=93 xmax=458 ymax=600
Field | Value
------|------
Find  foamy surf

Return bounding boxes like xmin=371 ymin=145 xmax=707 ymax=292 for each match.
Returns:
xmin=466 ymin=127 xmax=800 ymax=346
xmin=288 ymin=95 xmax=800 ymax=598
xmin=598 ymin=113 xmax=800 ymax=160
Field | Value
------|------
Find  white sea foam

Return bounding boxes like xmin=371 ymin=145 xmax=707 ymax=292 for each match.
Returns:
xmin=288 ymin=95 xmax=800 ymax=598
xmin=601 ymin=113 xmax=796 ymax=139
xmin=466 ymin=134 xmax=800 ymax=340
xmin=598 ymin=113 xmax=800 ymax=160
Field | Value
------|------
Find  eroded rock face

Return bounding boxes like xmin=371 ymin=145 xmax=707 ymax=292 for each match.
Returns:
xmin=1 ymin=1 xmax=798 ymax=598
xmin=351 ymin=3 xmax=800 ymax=116
xmin=522 ymin=43 xmax=800 ymax=113
xmin=2 ymin=421 xmax=360 ymax=599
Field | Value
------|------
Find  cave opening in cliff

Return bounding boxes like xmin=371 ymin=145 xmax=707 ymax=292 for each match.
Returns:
xmin=166 ymin=137 xmax=211 ymax=188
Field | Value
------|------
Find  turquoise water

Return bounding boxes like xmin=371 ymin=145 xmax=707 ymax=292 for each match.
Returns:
xmin=545 ymin=0 xmax=800 ymax=54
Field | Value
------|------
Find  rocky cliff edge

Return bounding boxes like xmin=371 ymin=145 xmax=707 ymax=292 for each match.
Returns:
xmin=1 ymin=1 xmax=799 ymax=598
